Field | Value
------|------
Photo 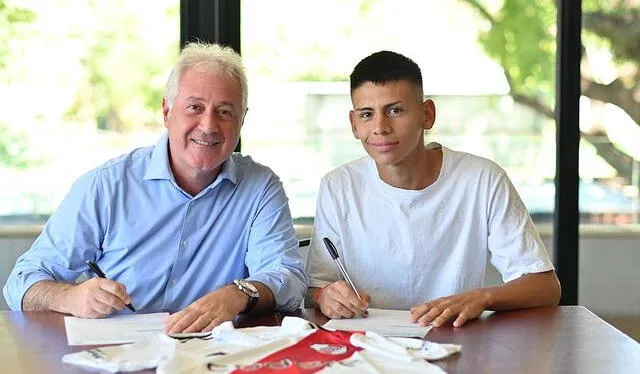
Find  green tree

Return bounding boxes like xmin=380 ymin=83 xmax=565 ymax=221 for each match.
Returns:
xmin=461 ymin=0 xmax=640 ymax=185
xmin=0 ymin=1 xmax=36 ymax=169
xmin=64 ymin=0 xmax=178 ymax=132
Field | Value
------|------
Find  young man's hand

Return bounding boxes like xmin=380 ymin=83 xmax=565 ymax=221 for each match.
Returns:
xmin=409 ymin=289 xmax=491 ymax=328
xmin=315 ymin=281 xmax=370 ymax=319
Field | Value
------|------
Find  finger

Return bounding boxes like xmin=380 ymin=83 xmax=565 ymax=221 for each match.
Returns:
xmin=431 ymin=307 xmax=456 ymax=327
xmin=325 ymin=288 xmax=364 ymax=316
xmin=418 ymin=305 xmax=444 ymax=326
xmin=166 ymin=311 xmax=197 ymax=333
xmin=409 ymin=303 xmax=430 ymax=322
xmin=453 ymin=311 xmax=470 ymax=328
xmin=331 ymin=302 xmax=357 ymax=319
xmin=99 ymin=281 xmax=131 ymax=305
xmin=182 ymin=314 xmax=212 ymax=333
xmin=356 ymin=290 xmax=370 ymax=310
xmin=94 ymin=288 xmax=126 ymax=310
xmin=335 ymin=287 xmax=368 ymax=314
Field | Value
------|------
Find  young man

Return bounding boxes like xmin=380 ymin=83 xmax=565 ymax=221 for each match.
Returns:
xmin=4 ymin=43 xmax=307 ymax=333
xmin=306 ymin=51 xmax=560 ymax=328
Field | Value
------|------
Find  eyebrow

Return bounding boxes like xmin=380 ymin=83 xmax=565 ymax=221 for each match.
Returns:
xmin=354 ymin=100 xmax=402 ymax=112
xmin=185 ymin=96 xmax=237 ymax=108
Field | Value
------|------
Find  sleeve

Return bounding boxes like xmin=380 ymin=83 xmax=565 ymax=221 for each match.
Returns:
xmin=486 ymin=171 xmax=555 ymax=283
xmin=305 ymin=176 xmax=341 ymax=289
xmin=2 ymin=171 xmax=107 ymax=311
xmin=245 ymin=173 xmax=308 ymax=312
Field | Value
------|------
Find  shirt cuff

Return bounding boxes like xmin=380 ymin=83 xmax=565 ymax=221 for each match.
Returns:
xmin=5 ymin=271 xmax=52 ymax=311
xmin=247 ymin=272 xmax=305 ymax=312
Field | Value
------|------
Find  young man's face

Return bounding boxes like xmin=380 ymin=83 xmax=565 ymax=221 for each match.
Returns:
xmin=349 ymin=80 xmax=435 ymax=167
xmin=163 ymin=66 xmax=244 ymax=183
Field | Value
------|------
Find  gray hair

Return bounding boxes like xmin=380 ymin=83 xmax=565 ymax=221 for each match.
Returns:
xmin=164 ymin=42 xmax=248 ymax=113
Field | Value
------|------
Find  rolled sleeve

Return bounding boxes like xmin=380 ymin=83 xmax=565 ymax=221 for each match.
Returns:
xmin=2 ymin=171 xmax=105 ymax=311
xmin=245 ymin=175 xmax=307 ymax=311
xmin=3 ymin=269 xmax=52 ymax=311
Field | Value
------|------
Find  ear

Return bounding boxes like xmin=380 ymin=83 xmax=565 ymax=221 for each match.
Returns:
xmin=162 ymin=97 xmax=171 ymax=128
xmin=349 ymin=110 xmax=360 ymax=139
xmin=422 ymin=99 xmax=436 ymax=131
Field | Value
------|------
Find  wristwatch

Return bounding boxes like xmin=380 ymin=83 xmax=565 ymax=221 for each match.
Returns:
xmin=233 ymin=279 xmax=259 ymax=314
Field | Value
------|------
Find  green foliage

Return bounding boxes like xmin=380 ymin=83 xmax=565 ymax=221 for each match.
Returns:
xmin=0 ymin=1 xmax=36 ymax=69
xmin=465 ymin=0 xmax=638 ymax=106
xmin=63 ymin=2 xmax=177 ymax=131
xmin=470 ymin=0 xmax=556 ymax=106
xmin=0 ymin=123 xmax=36 ymax=169
xmin=0 ymin=1 xmax=36 ymax=168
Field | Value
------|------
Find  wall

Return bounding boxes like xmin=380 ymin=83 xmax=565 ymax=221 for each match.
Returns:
xmin=1 ymin=226 xmax=639 ymax=316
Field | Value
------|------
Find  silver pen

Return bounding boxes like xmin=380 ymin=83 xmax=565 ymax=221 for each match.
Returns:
xmin=322 ymin=237 xmax=368 ymax=314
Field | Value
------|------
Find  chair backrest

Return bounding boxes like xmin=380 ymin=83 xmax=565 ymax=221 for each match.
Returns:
xmin=298 ymin=238 xmax=311 ymax=271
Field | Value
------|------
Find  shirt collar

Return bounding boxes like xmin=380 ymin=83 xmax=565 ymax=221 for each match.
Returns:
xmin=143 ymin=132 xmax=174 ymax=181
xmin=209 ymin=152 xmax=238 ymax=188
xmin=143 ymin=132 xmax=239 ymax=187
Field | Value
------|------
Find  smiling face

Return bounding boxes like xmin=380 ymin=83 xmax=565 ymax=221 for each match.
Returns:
xmin=349 ymin=80 xmax=435 ymax=168
xmin=163 ymin=66 xmax=244 ymax=188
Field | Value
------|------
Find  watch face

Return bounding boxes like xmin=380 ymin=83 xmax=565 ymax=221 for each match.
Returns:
xmin=236 ymin=279 xmax=258 ymax=296
xmin=244 ymin=281 xmax=258 ymax=294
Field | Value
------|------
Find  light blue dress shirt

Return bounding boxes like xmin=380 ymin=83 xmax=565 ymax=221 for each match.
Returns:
xmin=3 ymin=133 xmax=307 ymax=312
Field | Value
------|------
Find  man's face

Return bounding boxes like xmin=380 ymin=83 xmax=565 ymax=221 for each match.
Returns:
xmin=349 ymin=80 xmax=435 ymax=167
xmin=163 ymin=66 xmax=244 ymax=183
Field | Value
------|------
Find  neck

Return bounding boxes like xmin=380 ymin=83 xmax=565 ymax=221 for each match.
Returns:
xmin=376 ymin=147 xmax=442 ymax=190
xmin=172 ymin=166 xmax=220 ymax=197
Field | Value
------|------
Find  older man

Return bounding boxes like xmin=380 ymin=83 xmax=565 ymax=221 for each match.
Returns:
xmin=4 ymin=43 xmax=307 ymax=333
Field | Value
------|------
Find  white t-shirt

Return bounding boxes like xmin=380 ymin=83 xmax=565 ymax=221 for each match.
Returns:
xmin=306 ymin=144 xmax=554 ymax=309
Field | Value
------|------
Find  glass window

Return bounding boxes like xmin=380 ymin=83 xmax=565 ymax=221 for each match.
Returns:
xmin=578 ymin=0 xmax=640 ymax=340
xmin=0 ymin=0 xmax=178 ymax=224
xmin=241 ymin=0 xmax=557 ymax=226
xmin=579 ymin=1 xmax=639 ymax=226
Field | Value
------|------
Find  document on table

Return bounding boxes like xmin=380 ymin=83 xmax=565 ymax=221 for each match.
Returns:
xmin=64 ymin=312 xmax=169 ymax=345
xmin=323 ymin=308 xmax=432 ymax=338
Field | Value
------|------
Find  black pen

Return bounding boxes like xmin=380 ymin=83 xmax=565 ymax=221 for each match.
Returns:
xmin=85 ymin=260 xmax=136 ymax=312
xmin=322 ymin=237 xmax=368 ymax=315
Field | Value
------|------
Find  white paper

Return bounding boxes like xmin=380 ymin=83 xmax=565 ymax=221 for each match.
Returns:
xmin=323 ymin=308 xmax=432 ymax=337
xmin=65 ymin=312 xmax=169 ymax=345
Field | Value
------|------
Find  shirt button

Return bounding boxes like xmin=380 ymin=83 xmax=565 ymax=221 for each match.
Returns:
xmin=181 ymin=240 xmax=187 ymax=248
xmin=170 ymin=279 xmax=177 ymax=286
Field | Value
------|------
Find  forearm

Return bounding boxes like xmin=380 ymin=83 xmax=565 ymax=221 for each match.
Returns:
xmin=483 ymin=271 xmax=561 ymax=311
xmin=22 ymin=280 xmax=74 ymax=313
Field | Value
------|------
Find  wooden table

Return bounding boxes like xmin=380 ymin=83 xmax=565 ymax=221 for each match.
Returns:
xmin=1 ymin=306 xmax=639 ymax=373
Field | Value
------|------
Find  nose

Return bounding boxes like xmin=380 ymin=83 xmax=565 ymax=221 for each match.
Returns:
xmin=372 ymin=115 xmax=391 ymax=135
xmin=199 ymin=111 xmax=220 ymax=134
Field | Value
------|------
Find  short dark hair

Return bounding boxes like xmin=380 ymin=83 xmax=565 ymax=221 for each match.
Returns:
xmin=350 ymin=51 xmax=423 ymax=95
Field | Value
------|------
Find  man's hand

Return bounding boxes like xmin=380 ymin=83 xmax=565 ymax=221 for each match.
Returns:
xmin=316 ymin=281 xmax=370 ymax=319
xmin=409 ymin=289 xmax=491 ymax=328
xmin=61 ymin=278 xmax=132 ymax=318
xmin=165 ymin=285 xmax=246 ymax=334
